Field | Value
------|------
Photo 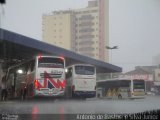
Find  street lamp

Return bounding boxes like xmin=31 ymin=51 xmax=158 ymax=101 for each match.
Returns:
xmin=106 ymin=46 xmax=118 ymax=50
xmin=106 ymin=46 xmax=118 ymax=64
xmin=106 ymin=46 xmax=118 ymax=79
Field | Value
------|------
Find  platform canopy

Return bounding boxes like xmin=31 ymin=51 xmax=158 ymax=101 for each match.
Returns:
xmin=0 ymin=28 xmax=122 ymax=73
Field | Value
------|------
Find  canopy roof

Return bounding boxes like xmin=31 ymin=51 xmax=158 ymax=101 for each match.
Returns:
xmin=0 ymin=28 xmax=122 ymax=73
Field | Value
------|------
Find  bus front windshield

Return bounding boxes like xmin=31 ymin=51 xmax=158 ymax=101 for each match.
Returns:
xmin=75 ymin=65 xmax=95 ymax=75
xmin=133 ymin=79 xmax=145 ymax=90
xmin=38 ymin=57 xmax=64 ymax=68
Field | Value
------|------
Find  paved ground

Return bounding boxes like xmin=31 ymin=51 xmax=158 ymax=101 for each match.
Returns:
xmin=0 ymin=95 xmax=159 ymax=120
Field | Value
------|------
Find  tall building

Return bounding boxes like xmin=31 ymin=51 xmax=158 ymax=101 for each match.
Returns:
xmin=42 ymin=0 xmax=109 ymax=62
xmin=42 ymin=11 xmax=74 ymax=50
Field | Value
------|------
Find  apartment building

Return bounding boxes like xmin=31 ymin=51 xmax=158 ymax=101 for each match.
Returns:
xmin=42 ymin=0 xmax=109 ymax=62
xmin=42 ymin=11 xmax=74 ymax=50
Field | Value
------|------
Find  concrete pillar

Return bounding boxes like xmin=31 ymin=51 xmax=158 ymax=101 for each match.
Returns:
xmin=0 ymin=63 xmax=3 ymax=84
xmin=0 ymin=63 xmax=3 ymax=97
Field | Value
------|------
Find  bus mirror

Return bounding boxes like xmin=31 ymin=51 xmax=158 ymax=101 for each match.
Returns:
xmin=17 ymin=69 xmax=23 ymax=74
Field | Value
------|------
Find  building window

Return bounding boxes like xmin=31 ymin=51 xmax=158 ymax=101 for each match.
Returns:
xmin=79 ymin=35 xmax=95 ymax=39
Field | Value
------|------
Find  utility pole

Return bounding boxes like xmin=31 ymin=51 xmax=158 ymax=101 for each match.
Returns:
xmin=0 ymin=0 xmax=6 ymax=82
xmin=0 ymin=0 xmax=5 ymax=38
xmin=0 ymin=0 xmax=6 ymax=4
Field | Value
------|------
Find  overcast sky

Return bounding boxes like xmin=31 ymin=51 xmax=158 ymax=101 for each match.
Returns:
xmin=0 ymin=0 xmax=160 ymax=72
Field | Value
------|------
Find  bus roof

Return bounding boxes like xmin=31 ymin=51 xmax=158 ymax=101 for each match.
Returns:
xmin=67 ymin=63 xmax=95 ymax=68
xmin=97 ymin=79 xmax=145 ymax=83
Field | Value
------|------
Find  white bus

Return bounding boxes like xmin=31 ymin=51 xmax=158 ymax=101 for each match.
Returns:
xmin=6 ymin=55 xmax=66 ymax=99
xmin=97 ymin=79 xmax=146 ymax=99
xmin=65 ymin=64 xmax=96 ymax=98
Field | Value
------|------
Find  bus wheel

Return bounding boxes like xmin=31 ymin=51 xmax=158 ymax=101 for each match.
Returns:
xmin=118 ymin=94 xmax=122 ymax=99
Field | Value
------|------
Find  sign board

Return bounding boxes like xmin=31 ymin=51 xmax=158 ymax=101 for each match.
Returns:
xmin=119 ymin=74 xmax=153 ymax=81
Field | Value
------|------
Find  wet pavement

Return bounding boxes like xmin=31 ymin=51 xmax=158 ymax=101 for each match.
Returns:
xmin=0 ymin=95 xmax=160 ymax=120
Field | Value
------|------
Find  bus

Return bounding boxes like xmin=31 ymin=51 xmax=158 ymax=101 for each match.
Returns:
xmin=97 ymin=79 xmax=146 ymax=99
xmin=65 ymin=64 xmax=96 ymax=98
xmin=6 ymin=55 xmax=66 ymax=99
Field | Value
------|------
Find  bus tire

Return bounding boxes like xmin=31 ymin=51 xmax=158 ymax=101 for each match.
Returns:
xmin=118 ymin=94 xmax=122 ymax=99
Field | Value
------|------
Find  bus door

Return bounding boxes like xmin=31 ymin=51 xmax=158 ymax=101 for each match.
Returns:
xmin=132 ymin=79 xmax=145 ymax=97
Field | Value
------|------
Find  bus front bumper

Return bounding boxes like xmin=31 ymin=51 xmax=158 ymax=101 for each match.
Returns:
xmin=130 ymin=95 xmax=146 ymax=99
xmin=34 ymin=90 xmax=64 ymax=97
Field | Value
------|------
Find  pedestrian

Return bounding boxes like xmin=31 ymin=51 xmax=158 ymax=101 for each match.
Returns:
xmin=1 ymin=75 xmax=7 ymax=101
xmin=20 ymin=82 xmax=27 ymax=100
